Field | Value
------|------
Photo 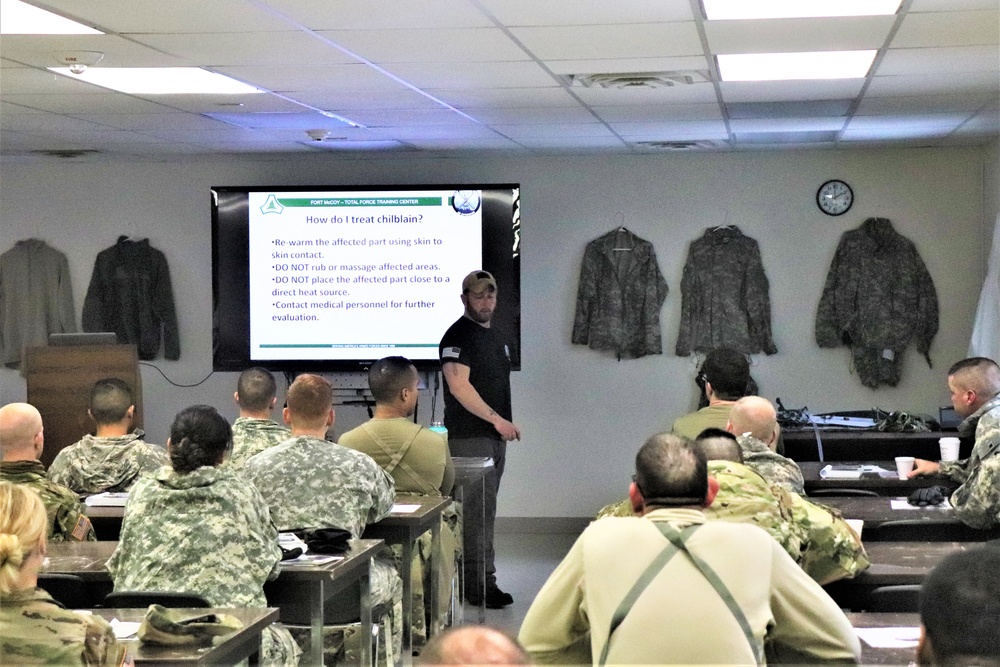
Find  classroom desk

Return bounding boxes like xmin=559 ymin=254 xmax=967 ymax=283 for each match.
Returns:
xmin=48 ymin=540 xmax=384 ymax=667
xmin=450 ymin=456 xmax=492 ymax=624
xmin=801 ymin=461 xmax=958 ymax=496
xmin=92 ymin=607 xmax=279 ymax=666
xmin=824 ymin=542 xmax=971 ymax=610
xmin=83 ymin=504 xmax=125 ymax=541
xmin=782 ymin=429 xmax=972 ymax=462
xmin=847 ymin=612 xmax=919 ymax=666
xmin=815 ymin=496 xmax=1000 ymax=541
xmin=362 ymin=494 xmax=450 ymax=666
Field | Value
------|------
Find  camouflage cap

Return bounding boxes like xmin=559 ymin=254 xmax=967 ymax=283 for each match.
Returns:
xmin=138 ymin=605 xmax=243 ymax=646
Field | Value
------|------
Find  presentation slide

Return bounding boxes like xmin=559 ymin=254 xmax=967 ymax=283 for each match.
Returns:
xmin=247 ymin=190 xmax=483 ymax=361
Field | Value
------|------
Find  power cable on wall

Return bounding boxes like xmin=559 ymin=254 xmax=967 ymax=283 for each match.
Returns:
xmin=139 ymin=362 xmax=214 ymax=388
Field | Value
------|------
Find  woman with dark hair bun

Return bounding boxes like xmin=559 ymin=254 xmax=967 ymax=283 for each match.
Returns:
xmin=108 ymin=405 xmax=298 ymax=666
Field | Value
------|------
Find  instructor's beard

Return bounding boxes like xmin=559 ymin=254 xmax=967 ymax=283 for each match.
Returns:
xmin=465 ymin=305 xmax=493 ymax=325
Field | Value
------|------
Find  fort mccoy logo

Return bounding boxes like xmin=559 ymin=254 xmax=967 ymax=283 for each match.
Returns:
xmin=261 ymin=194 xmax=284 ymax=215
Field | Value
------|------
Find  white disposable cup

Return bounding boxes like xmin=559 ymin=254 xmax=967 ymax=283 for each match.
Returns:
xmin=939 ymin=437 xmax=960 ymax=462
xmin=895 ymin=456 xmax=915 ymax=478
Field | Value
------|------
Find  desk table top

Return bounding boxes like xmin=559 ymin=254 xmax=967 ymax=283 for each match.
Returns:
xmin=847 ymin=612 xmax=919 ymax=666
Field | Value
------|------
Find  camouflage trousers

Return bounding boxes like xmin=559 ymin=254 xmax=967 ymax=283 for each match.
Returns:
xmin=262 ymin=624 xmax=302 ymax=667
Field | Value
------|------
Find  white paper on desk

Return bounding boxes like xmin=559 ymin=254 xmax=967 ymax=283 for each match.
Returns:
xmin=283 ymin=554 xmax=343 ymax=566
xmin=109 ymin=619 xmax=141 ymax=640
xmin=855 ymin=627 xmax=920 ymax=648
xmin=391 ymin=503 xmax=420 ymax=513
xmin=845 ymin=519 xmax=864 ymax=538
xmin=890 ymin=498 xmax=953 ymax=510
xmin=820 ymin=465 xmax=863 ymax=479
xmin=278 ymin=532 xmax=309 ymax=554
xmin=85 ymin=492 xmax=129 ymax=507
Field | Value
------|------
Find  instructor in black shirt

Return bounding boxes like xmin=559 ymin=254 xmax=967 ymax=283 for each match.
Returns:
xmin=439 ymin=270 xmax=520 ymax=608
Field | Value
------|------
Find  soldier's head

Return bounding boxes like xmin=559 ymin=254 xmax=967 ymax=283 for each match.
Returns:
xmin=946 ymin=357 xmax=1000 ymax=418
xmin=419 ymin=626 xmax=528 ymax=666
xmin=368 ymin=357 xmax=420 ymax=417
xmin=696 ymin=427 xmax=743 ymax=463
xmin=235 ymin=367 xmax=278 ymax=417
xmin=460 ymin=270 xmax=498 ymax=326
xmin=918 ymin=545 xmax=1000 ymax=667
xmin=0 ymin=403 xmax=44 ymax=462
xmin=0 ymin=482 xmax=48 ymax=595
xmin=698 ymin=348 xmax=752 ymax=402
xmin=167 ymin=405 xmax=233 ymax=473
xmin=284 ymin=374 xmax=334 ymax=435
xmin=89 ymin=377 xmax=134 ymax=426
xmin=727 ymin=396 xmax=779 ymax=449
xmin=630 ymin=433 xmax=717 ymax=514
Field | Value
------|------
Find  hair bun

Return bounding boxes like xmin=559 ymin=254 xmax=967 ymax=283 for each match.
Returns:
xmin=0 ymin=532 xmax=25 ymax=569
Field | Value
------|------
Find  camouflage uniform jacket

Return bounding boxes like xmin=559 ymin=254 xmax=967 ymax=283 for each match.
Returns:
xmin=939 ymin=394 xmax=1000 ymax=529
xmin=243 ymin=435 xmax=395 ymax=537
xmin=675 ymin=226 xmax=777 ymax=356
xmin=228 ymin=417 xmax=291 ymax=469
xmin=0 ymin=588 xmax=126 ymax=667
xmin=815 ymin=217 xmax=938 ymax=388
xmin=788 ymin=494 xmax=870 ymax=585
xmin=0 ymin=460 xmax=95 ymax=542
xmin=107 ymin=465 xmax=280 ymax=607
xmin=48 ymin=430 xmax=167 ymax=494
xmin=737 ymin=434 xmax=806 ymax=495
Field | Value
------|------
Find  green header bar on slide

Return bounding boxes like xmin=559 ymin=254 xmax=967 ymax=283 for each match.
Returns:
xmin=277 ymin=197 xmax=442 ymax=207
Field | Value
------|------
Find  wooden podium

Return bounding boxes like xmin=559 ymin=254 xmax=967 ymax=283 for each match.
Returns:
xmin=23 ymin=344 xmax=143 ymax=468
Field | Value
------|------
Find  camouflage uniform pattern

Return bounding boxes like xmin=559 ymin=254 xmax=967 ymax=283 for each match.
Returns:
xmin=106 ymin=465 xmax=298 ymax=667
xmin=242 ymin=435 xmax=402 ymax=658
xmin=0 ymin=588 xmax=127 ymax=666
xmin=939 ymin=394 xmax=1000 ymax=529
xmin=228 ymin=417 xmax=291 ymax=469
xmin=815 ymin=217 xmax=938 ymax=389
xmin=737 ymin=434 xmax=806 ymax=494
xmin=0 ymin=460 xmax=95 ymax=542
xmin=788 ymin=494 xmax=870 ymax=585
xmin=48 ymin=430 xmax=167 ymax=494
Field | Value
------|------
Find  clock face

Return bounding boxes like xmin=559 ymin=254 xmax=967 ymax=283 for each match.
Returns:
xmin=817 ymin=180 xmax=853 ymax=216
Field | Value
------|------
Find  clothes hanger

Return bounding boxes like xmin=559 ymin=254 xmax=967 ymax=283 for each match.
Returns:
xmin=613 ymin=211 xmax=632 ymax=251
xmin=713 ymin=209 xmax=733 ymax=231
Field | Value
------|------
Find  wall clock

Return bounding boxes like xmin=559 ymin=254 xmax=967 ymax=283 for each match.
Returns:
xmin=817 ymin=179 xmax=853 ymax=216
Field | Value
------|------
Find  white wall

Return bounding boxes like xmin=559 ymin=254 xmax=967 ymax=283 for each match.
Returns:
xmin=985 ymin=137 xmax=1000 ymax=251
xmin=0 ymin=146 xmax=989 ymax=517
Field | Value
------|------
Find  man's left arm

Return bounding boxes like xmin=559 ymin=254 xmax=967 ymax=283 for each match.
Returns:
xmin=950 ymin=454 xmax=1000 ymax=530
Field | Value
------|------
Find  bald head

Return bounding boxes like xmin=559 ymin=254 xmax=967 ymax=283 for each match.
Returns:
xmin=419 ymin=626 xmax=528 ymax=666
xmin=0 ymin=403 xmax=44 ymax=461
xmin=727 ymin=396 xmax=778 ymax=446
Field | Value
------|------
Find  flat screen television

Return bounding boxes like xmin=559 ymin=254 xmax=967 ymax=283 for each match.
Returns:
xmin=212 ymin=184 xmax=521 ymax=372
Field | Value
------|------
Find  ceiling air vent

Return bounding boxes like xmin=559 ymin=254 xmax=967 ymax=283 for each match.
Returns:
xmin=634 ymin=140 xmax=719 ymax=151
xmin=562 ymin=71 xmax=710 ymax=89
xmin=30 ymin=149 xmax=101 ymax=158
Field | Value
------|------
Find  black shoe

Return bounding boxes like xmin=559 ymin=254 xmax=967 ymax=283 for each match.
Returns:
xmin=484 ymin=586 xmax=513 ymax=609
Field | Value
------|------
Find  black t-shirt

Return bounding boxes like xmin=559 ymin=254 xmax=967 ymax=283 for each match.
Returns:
xmin=439 ymin=316 xmax=513 ymax=439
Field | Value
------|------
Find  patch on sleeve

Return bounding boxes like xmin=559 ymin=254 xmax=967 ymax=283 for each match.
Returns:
xmin=442 ymin=346 xmax=462 ymax=360
xmin=71 ymin=514 xmax=92 ymax=541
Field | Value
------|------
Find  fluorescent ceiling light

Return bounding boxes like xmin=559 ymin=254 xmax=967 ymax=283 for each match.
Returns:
xmin=718 ymin=51 xmax=877 ymax=81
xmin=47 ymin=67 xmax=264 ymax=95
xmin=0 ymin=0 xmax=102 ymax=34
xmin=703 ymin=0 xmax=902 ymax=20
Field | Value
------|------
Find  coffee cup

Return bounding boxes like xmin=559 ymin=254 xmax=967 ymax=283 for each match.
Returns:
xmin=895 ymin=456 xmax=915 ymax=478
xmin=939 ymin=437 xmax=960 ymax=462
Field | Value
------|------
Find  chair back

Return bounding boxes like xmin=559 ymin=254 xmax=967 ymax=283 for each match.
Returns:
xmin=868 ymin=519 xmax=1000 ymax=542
xmin=865 ymin=585 xmax=922 ymax=612
xmin=103 ymin=591 xmax=211 ymax=608
xmin=808 ymin=488 xmax=880 ymax=497
xmin=38 ymin=574 xmax=90 ymax=609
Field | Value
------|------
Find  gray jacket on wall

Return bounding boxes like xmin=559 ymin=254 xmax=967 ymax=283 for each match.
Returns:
xmin=0 ymin=239 xmax=77 ymax=368
xmin=572 ymin=228 xmax=668 ymax=359
xmin=675 ymin=226 xmax=777 ymax=357
xmin=815 ymin=217 xmax=938 ymax=389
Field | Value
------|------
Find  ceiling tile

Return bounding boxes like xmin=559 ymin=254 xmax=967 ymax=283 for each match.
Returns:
xmin=609 ymin=120 xmax=729 ymax=138
xmin=515 ymin=136 xmax=629 ymax=149
xmin=469 ymin=106 xmax=599 ymax=124
xmin=729 ymin=117 xmax=846 ymax=132
xmin=133 ymin=92 xmax=305 ymax=114
xmin=284 ymin=89 xmax=446 ymax=112
xmin=591 ymin=103 xmax=723 ymax=122
xmin=705 ymin=16 xmax=895 ymax=54
xmin=573 ymin=82 xmax=719 ymax=105
xmin=856 ymin=94 xmax=995 ymax=115
xmin=0 ymin=100 xmax=50 ymax=114
xmin=425 ymin=87 xmax=576 ymax=109
xmin=910 ymin=0 xmax=999 ymax=12
xmin=325 ymin=108 xmax=479 ymax=127
xmin=0 ymin=113 xmax=113 ymax=132
xmin=35 ymin=129 xmax=174 ymax=145
xmin=0 ymin=67 xmax=109 ymax=95
xmin=544 ymin=56 xmax=711 ymax=76
xmin=133 ymin=32 xmax=356 ymax=68
xmin=736 ymin=131 xmax=839 ymax=144
xmin=0 ymin=34 xmax=195 ymax=68
xmin=477 ymin=0 xmax=696 ymax=26
xmin=269 ymin=0 xmax=493 ymax=29
xmin=368 ymin=124 xmax=504 ymax=141
xmin=847 ymin=113 xmax=970 ymax=130
xmin=216 ymin=65 xmax=410 ymax=93
xmin=878 ymin=46 xmax=1000 ymax=76
xmin=866 ymin=71 xmax=1000 ymax=97
xmin=841 ymin=126 xmax=953 ymax=141
xmin=23 ymin=0 xmax=290 ymax=33
xmin=510 ymin=23 xmax=703 ymax=60
xmin=720 ymin=79 xmax=865 ymax=103
xmin=0 ymin=93 xmax=176 ymax=114
xmin=383 ymin=61 xmax=556 ymax=88
xmin=489 ymin=123 xmax=617 ymax=138
xmin=68 ymin=112 xmax=235 ymax=131
xmin=318 ymin=28 xmax=530 ymax=63
xmin=727 ymin=100 xmax=853 ymax=118
xmin=893 ymin=10 xmax=999 ymax=48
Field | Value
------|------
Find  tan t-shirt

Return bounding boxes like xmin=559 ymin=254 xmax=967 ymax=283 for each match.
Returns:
xmin=339 ymin=418 xmax=454 ymax=496
xmin=671 ymin=404 xmax=734 ymax=440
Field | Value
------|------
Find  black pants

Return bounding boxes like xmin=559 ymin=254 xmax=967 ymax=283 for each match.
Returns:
xmin=449 ymin=435 xmax=506 ymax=591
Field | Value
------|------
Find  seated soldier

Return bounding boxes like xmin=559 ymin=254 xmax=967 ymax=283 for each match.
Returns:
xmin=727 ymin=396 xmax=805 ymax=494
xmin=0 ymin=403 xmax=94 ymax=542
xmin=228 ymin=367 xmax=290 ymax=469
xmin=672 ymin=348 xmax=754 ymax=439
xmin=243 ymin=374 xmax=403 ymax=663
xmin=49 ymin=378 xmax=167 ymax=494
xmin=340 ymin=356 xmax=458 ymax=644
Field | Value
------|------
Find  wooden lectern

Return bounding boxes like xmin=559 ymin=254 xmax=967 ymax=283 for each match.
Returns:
xmin=23 ymin=344 xmax=143 ymax=468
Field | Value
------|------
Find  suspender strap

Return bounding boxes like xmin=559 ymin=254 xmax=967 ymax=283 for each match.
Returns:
xmin=597 ymin=525 xmax=694 ymax=667
xmin=655 ymin=523 xmax=763 ymax=666
xmin=360 ymin=423 xmax=440 ymax=495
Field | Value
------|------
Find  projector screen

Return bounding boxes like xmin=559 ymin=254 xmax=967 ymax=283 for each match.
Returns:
xmin=212 ymin=184 xmax=521 ymax=372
